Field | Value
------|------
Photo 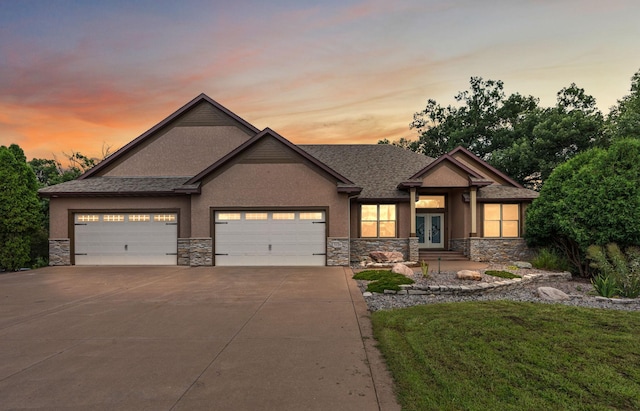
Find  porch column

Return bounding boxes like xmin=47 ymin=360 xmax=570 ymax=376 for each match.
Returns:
xmin=470 ymin=187 xmax=477 ymax=237
xmin=410 ymin=188 xmax=416 ymax=236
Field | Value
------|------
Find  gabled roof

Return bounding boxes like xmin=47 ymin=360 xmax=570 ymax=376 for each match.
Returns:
xmin=300 ymin=145 xmax=434 ymax=199
xmin=406 ymin=153 xmax=486 ymax=184
xmin=79 ymin=94 xmax=260 ymax=179
xmin=448 ymin=146 xmax=523 ymax=188
xmin=463 ymin=185 xmax=539 ymax=202
xmin=38 ymin=177 xmax=194 ymax=197
xmin=186 ymin=128 xmax=361 ymax=193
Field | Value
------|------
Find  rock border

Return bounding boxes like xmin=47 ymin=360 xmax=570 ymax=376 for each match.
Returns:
xmin=362 ymin=271 xmax=572 ymax=297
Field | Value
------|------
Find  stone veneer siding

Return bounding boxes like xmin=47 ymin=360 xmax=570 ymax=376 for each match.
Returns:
xmin=350 ymin=238 xmax=411 ymax=264
xmin=449 ymin=238 xmax=469 ymax=257
xmin=189 ymin=238 xmax=213 ymax=266
xmin=327 ymin=238 xmax=349 ymax=266
xmin=49 ymin=238 xmax=71 ymax=266
xmin=468 ymin=238 xmax=535 ymax=262
xmin=177 ymin=238 xmax=190 ymax=266
xmin=409 ymin=237 xmax=419 ymax=263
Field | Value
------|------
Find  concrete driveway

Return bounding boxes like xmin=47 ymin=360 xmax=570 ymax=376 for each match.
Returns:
xmin=0 ymin=266 xmax=398 ymax=410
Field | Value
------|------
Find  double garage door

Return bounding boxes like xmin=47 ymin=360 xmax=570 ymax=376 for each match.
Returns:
xmin=214 ymin=210 xmax=326 ymax=266
xmin=73 ymin=210 xmax=326 ymax=266
xmin=74 ymin=213 xmax=178 ymax=265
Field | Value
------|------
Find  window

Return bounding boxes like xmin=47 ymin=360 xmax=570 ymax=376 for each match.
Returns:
xmin=154 ymin=214 xmax=176 ymax=222
xmin=218 ymin=213 xmax=241 ymax=221
xmin=415 ymin=195 xmax=445 ymax=209
xmin=299 ymin=212 xmax=323 ymax=220
xmin=484 ymin=204 xmax=519 ymax=237
xmin=77 ymin=215 xmax=99 ymax=222
xmin=361 ymin=204 xmax=396 ymax=238
xmin=103 ymin=215 xmax=125 ymax=222
xmin=272 ymin=212 xmax=295 ymax=220
xmin=129 ymin=214 xmax=150 ymax=222
xmin=245 ymin=213 xmax=268 ymax=220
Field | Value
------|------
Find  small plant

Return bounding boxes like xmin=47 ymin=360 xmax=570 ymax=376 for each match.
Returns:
xmin=420 ymin=260 xmax=430 ymax=279
xmin=506 ymin=265 xmax=519 ymax=270
xmin=484 ymin=270 xmax=521 ymax=279
xmin=531 ymin=248 xmax=571 ymax=272
xmin=353 ymin=270 xmax=414 ymax=293
xmin=587 ymin=243 xmax=640 ymax=298
xmin=591 ymin=274 xmax=619 ymax=298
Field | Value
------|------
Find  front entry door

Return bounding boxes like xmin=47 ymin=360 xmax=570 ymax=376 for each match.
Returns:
xmin=416 ymin=213 xmax=444 ymax=248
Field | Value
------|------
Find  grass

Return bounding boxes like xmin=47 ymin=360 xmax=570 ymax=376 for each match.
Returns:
xmin=372 ymin=301 xmax=640 ymax=411
xmin=353 ymin=269 xmax=414 ymax=293
xmin=484 ymin=270 xmax=521 ymax=279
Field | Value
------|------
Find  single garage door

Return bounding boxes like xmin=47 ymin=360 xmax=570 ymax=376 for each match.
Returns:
xmin=214 ymin=210 xmax=326 ymax=266
xmin=74 ymin=213 xmax=178 ymax=265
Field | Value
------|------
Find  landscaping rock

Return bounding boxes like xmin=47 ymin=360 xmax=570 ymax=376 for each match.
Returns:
xmin=457 ymin=270 xmax=482 ymax=281
xmin=391 ymin=263 xmax=414 ymax=276
xmin=537 ymin=287 xmax=569 ymax=301
xmin=514 ymin=261 xmax=533 ymax=269
xmin=369 ymin=251 xmax=404 ymax=263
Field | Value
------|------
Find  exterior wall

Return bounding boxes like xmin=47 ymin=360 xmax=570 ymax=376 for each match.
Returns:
xmin=421 ymin=163 xmax=469 ymax=187
xmin=452 ymin=237 xmax=535 ymax=262
xmin=451 ymin=152 xmax=511 ymax=185
xmin=327 ymin=238 xmax=349 ymax=266
xmin=194 ymin=162 xmax=349 ymax=238
xmin=446 ymin=188 xmax=469 ymax=240
xmin=103 ymin=126 xmax=252 ymax=177
xmin=350 ymin=238 xmax=411 ymax=264
xmin=188 ymin=238 xmax=213 ymax=266
xmin=49 ymin=239 xmax=71 ymax=266
xmin=397 ymin=202 xmax=411 ymax=238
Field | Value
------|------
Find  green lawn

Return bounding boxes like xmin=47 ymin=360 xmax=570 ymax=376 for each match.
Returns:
xmin=371 ymin=301 xmax=640 ymax=411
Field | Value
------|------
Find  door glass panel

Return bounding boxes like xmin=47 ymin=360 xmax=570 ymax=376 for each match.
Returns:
xmin=299 ymin=212 xmax=323 ymax=220
xmin=154 ymin=214 xmax=176 ymax=222
xmin=430 ymin=216 xmax=441 ymax=244
xmin=272 ymin=213 xmax=295 ymax=220
xmin=416 ymin=216 xmax=426 ymax=244
xmin=245 ymin=213 xmax=268 ymax=220
xmin=218 ymin=213 xmax=241 ymax=220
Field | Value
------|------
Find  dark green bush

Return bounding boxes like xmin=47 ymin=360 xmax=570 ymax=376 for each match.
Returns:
xmin=484 ymin=270 xmax=520 ymax=279
xmin=353 ymin=270 xmax=414 ymax=293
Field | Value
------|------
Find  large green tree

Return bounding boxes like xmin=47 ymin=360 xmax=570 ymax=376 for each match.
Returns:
xmin=525 ymin=139 xmax=640 ymax=276
xmin=491 ymin=84 xmax=605 ymax=189
xmin=606 ymin=69 xmax=640 ymax=140
xmin=0 ymin=145 xmax=41 ymax=270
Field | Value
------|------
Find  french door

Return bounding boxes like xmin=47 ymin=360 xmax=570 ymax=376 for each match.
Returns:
xmin=416 ymin=213 xmax=444 ymax=248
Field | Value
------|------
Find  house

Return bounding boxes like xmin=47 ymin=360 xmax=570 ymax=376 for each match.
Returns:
xmin=39 ymin=94 xmax=538 ymax=266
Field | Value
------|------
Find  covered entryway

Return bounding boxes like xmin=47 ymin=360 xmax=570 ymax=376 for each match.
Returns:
xmin=74 ymin=213 xmax=178 ymax=265
xmin=416 ymin=213 xmax=444 ymax=248
xmin=214 ymin=210 xmax=326 ymax=266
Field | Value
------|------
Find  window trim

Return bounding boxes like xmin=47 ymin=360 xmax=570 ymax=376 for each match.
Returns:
xmin=360 ymin=204 xmax=397 ymax=238
xmin=483 ymin=203 xmax=520 ymax=238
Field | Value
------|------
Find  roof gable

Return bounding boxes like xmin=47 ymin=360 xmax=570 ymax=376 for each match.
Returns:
xmin=186 ymin=128 xmax=359 ymax=193
xmin=448 ymin=146 xmax=522 ymax=188
xmin=80 ymin=94 xmax=260 ymax=179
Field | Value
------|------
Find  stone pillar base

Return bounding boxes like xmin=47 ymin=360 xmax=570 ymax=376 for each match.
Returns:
xmin=189 ymin=238 xmax=213 ymax=266
xmin=327 ymin=238 xmax=349 ymax=266
xmin=49 ymin=238 xmax=71 ymax=266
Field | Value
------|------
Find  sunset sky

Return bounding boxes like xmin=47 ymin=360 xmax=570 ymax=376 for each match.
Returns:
xmin=1 ymin=0 xmax=639 ymax=162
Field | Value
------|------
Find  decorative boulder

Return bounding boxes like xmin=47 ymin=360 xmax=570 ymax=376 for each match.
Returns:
xmin=537 ymin=287 xmax=570 ymax=301
xmin=514 ymin=261 xmax=533 ymax=269
xmin=457 ymin=270 xmax=482 ymax=281
xmin=391 ymin=263 xmax=414 ymax=276
xmin=369 ymin=251 xmax=404 ymax=263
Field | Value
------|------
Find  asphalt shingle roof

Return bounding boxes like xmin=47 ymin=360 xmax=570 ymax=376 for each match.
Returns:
xmin=300 ymin=144 xmax=434 ymax=199
xmin=38 ymin=177 xmax=195 ymax=196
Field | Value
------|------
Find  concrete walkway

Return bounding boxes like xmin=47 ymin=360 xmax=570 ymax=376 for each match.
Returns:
xmin=0 ymin=266 xmax=398 ymax=410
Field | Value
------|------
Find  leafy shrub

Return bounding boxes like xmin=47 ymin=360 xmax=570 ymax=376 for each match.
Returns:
xmin=484 ymin=270 xmax=520 ymax=279
xmin=353 ymin=270 xmax=414 ymax=293
xmin=531 ymin=248 xmax=571 ymax=272
xmin=587 ymin=243 xmax=640 ymax=298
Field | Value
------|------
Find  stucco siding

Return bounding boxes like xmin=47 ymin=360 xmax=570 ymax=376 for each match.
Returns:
xmin=192 ymin=162 xmax=349 ymax=238
xmin=421 ymin=163 xmax=469 ymax=187
xmin=103 ymin=126 xmax=252 ymax=177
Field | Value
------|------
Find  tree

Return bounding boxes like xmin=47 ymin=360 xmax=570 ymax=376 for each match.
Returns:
xmin=491 ymin=84 xmax=605 ymax=189
xmin=606 ymin=69 xmax=640 ymax=140
xmin=525 ymin=139 xmax=640 ymax=276
xmin=0 ymin=145 xmax=41 ymax=270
